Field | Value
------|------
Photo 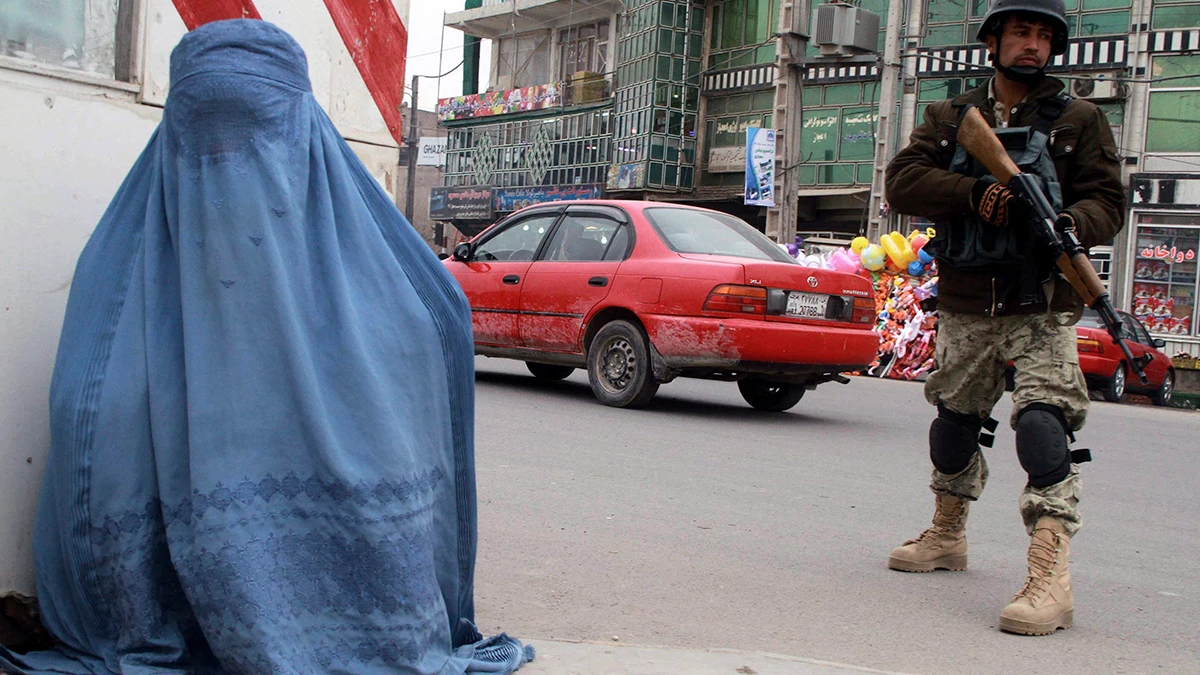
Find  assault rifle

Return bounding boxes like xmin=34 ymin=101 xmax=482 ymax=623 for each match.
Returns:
xmin=956 ymin=105 xmax=1149 ymax=384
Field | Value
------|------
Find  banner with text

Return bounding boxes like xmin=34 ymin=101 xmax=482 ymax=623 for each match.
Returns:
xmin=494 ymin=185 xmax=603 ymax=212
xmin=417 ymin=137 xmax=447 ymax=166
xmin=437 ymin=83 xmax=562 ymax=121
xmin=744 ymin=127 xmax=776 ymax=207
xmin=429 ymin=186 xmax=495 ymax=221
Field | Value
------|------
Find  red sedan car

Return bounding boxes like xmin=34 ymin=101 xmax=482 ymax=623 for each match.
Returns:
xmin=443 ymin=200 xmax=879 ymax=410
xmin=1077 ymin=308 xmax=1175 ymax=405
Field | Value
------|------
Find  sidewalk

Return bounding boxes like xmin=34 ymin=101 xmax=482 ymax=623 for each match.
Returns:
xmin=517 ymin=640 xmax=917 ymax=675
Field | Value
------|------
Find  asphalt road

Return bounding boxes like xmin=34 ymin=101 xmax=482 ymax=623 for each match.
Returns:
xmin=467 ymin=356 xmax=1200 ymax=675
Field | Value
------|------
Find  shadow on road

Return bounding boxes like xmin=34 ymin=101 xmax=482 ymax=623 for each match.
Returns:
xmin=474 ymin=370 xmax=844 ymax=427
xmin=474 ymin=370 xmax=597 ymax=401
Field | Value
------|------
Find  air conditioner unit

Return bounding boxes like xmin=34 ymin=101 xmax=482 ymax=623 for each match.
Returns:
xmin=814 ymin=2 xmax=881 ymax=57
xmin=1071 ymin=77 xmax=1123 ymax=100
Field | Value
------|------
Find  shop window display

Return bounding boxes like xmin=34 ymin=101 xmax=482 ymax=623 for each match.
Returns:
xmin=1132 ymin=219 xmax=1199 ymax=337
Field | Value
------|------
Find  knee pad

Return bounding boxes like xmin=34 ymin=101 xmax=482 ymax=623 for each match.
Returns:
xmin=1015 ymin=403 xmax=1072 ymax=488
xmin=930 ymin=405 xmax=985 ymax=475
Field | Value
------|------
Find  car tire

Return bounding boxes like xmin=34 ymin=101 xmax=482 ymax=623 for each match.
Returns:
xmin=587 ymin=320 xmax=659 ymax=408
xmin=1151 ymin=369 xmax=1175 ymax=407
xmin=737 ymin=378 xmax=806 ymax=412
xmin=1102 ymin=363 xmax=1126 ymax=403
xmin=526 ymin=362 xmax=575 ymax=381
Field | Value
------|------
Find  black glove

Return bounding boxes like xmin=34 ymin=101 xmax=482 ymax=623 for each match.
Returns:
xmin=971 ymin=179 xmax=1026 ymax=227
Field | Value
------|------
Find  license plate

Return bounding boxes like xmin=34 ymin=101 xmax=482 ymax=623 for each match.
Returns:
xmin=786 ymin=292 xmax=828 ymax=319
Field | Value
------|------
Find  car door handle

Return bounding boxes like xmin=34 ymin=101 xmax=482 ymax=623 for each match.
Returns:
xmin=502 ymin=275 xmax=520 ymax=285
xmin=588 ymin=276 xmax=608 ymax=287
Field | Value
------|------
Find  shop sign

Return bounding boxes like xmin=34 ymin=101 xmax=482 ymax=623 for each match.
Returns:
xmin=429 ymin=186 xmax=495 ymax=221
xmin=493 ymin=185 xmax=603 ymax=212
xmin=708 ymin=146 xmax=745 ymax=173
xmin=417 ymin=137 xmax=447 ymax=166
xmin=744 ymin=127 xmax=776 ymax=207
xmin=607 ymin=163 xmax=646 ymax=190
xmin=1139 ymin=245 xmax=1197 ymax=263
xmin=437 ymin=83 xmax=563 ymax=121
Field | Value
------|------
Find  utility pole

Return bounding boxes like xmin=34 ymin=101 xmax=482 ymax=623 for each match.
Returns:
xmin=405 ymin=74 xmax=419 ymax=227
xmin=1108 ymin=4 xmax=1152 ymax=310
xmin=766 ymin=0 xmax=808 ymax=244
xmin=463 ymin=0 xmax=482 ymax=96
xmin=866 ymin=0 xmax=906 ymax=241
xmin=896 ymin=0 xmax=925 ymax=168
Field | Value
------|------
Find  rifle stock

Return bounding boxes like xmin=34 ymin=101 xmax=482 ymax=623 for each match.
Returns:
xmin=956 ymin=107 xmax=1020 ymax=184
xmin=953 ymin=106 xmax=1150 ymax=384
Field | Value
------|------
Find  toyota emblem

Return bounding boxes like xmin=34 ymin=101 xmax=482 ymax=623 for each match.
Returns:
xmin=807 ymin=276 xmax=819 ymax=288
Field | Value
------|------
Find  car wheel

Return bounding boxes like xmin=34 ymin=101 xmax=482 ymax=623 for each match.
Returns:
xmin=587 ymin=320 xmax=659 ymax=408
xmin=1151 ymin=369 xmax=1175 ymax=407
xmin=526 ymin=362 xmax=575 ymax=381
xmin=1102 ymin=363 xmax=1126 ymax=403
xmin=738 ymin=378 xmax=806 ymax=412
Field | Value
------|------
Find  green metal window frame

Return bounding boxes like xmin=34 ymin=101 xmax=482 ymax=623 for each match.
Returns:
xmin=1152 ymin=3 xmax=1200 ymax=30
xmin=443 ymin=110 xmax=614 ymax=188
xmin=926 ymin=0 xmax=1133 ymax=46
xmin=1146 ymin=91 xmax=1200 ymax=154
xmin=708 ymin=0 xmax=778 ymax=70
xmin=613 ymin=0 xmax=703 ymax=191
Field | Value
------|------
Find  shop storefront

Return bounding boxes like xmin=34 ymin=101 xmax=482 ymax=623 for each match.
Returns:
xmin=1127 ymin=175 xmax=1200 ymax=357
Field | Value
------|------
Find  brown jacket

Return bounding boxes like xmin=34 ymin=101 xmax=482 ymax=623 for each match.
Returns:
xmin=885 ymin=77 xmax=1125 ymax=316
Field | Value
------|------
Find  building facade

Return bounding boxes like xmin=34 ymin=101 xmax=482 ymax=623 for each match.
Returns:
xmin=441 ymin=0 xmax=1199 ymax=356
xmin=0 ymin=0 xmax=410 ymax=597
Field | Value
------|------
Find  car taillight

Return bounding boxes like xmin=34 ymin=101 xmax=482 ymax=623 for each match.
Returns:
xmin=1077 ymin=338 xmax=1103 ymax=354
xmin=704 ymin=284 xmax=767 ymax=315
xmin=851 ymin=296 xmax=875 ymax=324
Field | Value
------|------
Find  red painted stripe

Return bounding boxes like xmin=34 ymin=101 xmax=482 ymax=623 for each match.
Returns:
xmin=321 ymin=0 xmax=409 ymax=145
xmin=170 ymin=0 xmax=407 ymax=145
xmin=172 ymin=0 xmax=261 ymax=30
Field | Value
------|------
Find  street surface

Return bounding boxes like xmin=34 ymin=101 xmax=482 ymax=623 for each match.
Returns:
xmin=468 ymin=356 xmax=1200 ymax=675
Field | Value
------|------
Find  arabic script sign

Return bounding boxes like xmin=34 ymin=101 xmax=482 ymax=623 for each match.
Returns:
xmin=494 ymin=185 xmax=604 ymax=212
xmin=1140 ymin=246 xmax=1197 ymax=263
xmin=429 ymin=186 xmax=495 ymax=221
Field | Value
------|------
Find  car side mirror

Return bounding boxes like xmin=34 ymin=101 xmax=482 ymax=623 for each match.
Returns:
xmin=1153 ymin=338 xmax=1166 ymax=348
xmin=452 ymin=242 xmax=472 ymax=262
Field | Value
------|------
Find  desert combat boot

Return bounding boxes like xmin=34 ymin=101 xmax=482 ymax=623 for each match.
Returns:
xmin=888 ymin=494 xmax=969 ymax=572
xmin=999 ymin=517 xmax=1073 ymax=635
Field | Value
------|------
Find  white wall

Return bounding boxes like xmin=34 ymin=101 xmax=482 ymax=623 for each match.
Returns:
xmin=0 ymin=0 xmax=409 ymax=596
xmin=0 ymin=74 xmax=160 ymax=594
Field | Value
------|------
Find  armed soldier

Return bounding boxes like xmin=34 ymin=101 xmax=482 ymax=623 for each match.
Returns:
xmin=883 ymin=0 xmax=1125 ymax=635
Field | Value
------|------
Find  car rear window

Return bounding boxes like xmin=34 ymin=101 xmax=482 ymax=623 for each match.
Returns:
xmin=1077 ymin=308 xmax=1105 ymax=329
xmin=643 ymin=207 xmax=797 ymax=264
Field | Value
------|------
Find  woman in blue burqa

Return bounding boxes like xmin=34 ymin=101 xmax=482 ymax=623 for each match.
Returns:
xmin=0 ymin=19 xmax=532 ymax=675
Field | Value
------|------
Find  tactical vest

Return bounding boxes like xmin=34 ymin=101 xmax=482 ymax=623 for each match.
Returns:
xmin=929 ymin=94 xmax=1071 ymax=303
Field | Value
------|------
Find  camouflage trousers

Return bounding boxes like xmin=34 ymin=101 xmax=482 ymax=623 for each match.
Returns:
xmin=924 ymin=310 xmax=1089 ymax=537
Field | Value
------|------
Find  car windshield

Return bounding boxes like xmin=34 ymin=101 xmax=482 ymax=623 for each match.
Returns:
xmin=643 ymin=207 xmax=797 ymax=264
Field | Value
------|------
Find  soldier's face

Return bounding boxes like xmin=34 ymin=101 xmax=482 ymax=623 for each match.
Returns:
xmin=987 ymin=17 xmax=1054 ymax=70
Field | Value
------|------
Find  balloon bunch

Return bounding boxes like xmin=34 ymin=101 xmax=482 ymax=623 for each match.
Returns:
xmin=781 ymin=229 xmax=937 ymax=282
xmin=849 ymin=229 xmax=936 ymax=277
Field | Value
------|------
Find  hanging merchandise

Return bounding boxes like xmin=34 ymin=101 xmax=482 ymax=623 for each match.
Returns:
xmin=869 ymin=274 xmax=940 ymax=381
xmin=796 ymin=228 xmax=941 ymax=381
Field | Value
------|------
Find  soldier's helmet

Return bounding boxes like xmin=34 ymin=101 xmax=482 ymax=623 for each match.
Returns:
xmin=976 ymin=0 xmax=1070 ymax=56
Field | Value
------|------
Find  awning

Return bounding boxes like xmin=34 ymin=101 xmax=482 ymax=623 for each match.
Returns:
xmin=796 ymin=187 xmax=871 ymax=197
xmin=445 ymin=0 xmax=622 ymax=40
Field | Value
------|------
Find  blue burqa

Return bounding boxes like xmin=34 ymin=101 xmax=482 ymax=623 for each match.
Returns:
xmin=0 ymin=19 xmax=531 ymax=675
